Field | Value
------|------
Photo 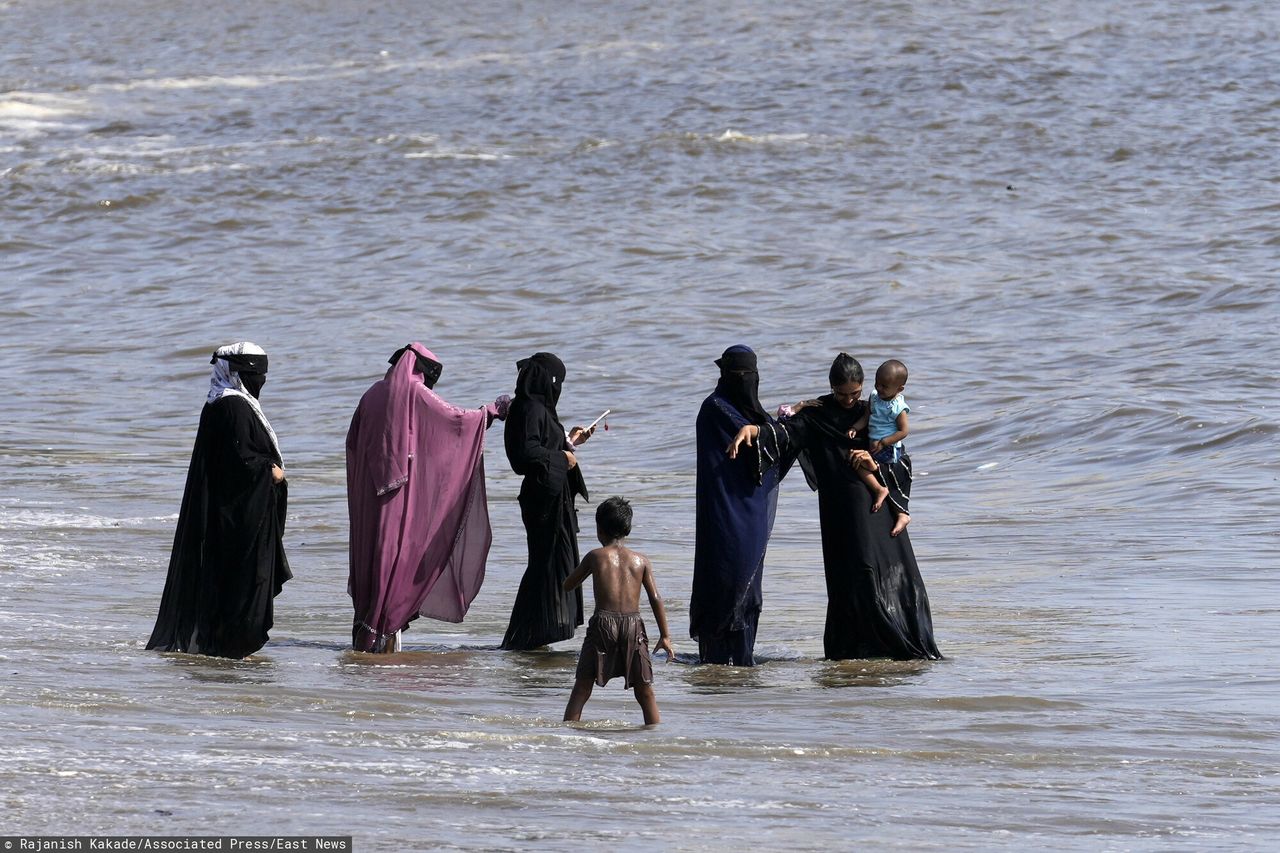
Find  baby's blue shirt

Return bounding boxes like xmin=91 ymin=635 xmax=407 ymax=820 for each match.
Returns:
xmin=869 ymin=394 xmax=909 ymax=444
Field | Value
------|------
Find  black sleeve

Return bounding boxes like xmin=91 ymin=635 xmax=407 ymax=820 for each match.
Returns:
xmin=511 ymin=406 xmax=568 ymax=495
xmin=752 ymin=418 xmax=801 ymax=484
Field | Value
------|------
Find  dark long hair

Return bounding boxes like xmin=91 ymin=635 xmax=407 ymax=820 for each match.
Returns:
xmin=829 ymin=352 xmax=864 ymax=387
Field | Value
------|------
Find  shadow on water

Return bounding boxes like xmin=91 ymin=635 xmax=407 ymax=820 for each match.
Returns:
xmin=334 ymin=648 xmax=491 ymax=691
xmin=156 ymin=651 xmax=278 ymax=685
xmin=812 ymin=658 xmax=937 ymax=689
xmin=266 ymin=637 xmax=350 ymax=651
xmin=680 ymin=661 xmax=770 ymax=694
xmin=499 ymin=649 xmax=581 ymax=690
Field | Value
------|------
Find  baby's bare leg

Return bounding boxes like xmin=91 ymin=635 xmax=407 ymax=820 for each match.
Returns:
xmin=633 ymin=682 xmax=660 ymax=725
xmin=859 ymin=468 xmax=889 ymax=513
xmin=564 ymin=677 xmax=595 ymax=721
xmin=891 ymin=512 xmax=911 ymax=537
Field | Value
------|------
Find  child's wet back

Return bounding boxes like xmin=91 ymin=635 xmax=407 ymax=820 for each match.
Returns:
xmin=587 ymin=545 xmax=648 ymax=613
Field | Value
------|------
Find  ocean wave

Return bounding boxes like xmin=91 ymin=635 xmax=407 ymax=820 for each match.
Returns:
xmin=0 ymin=509 xmax=178 ymax=530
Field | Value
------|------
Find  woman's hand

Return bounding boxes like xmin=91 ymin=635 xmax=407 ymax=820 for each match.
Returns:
xmin=564 ymin=450 xmax=578 ymax=469
xmin=569 ymin=425 xmax=595 ymax=446
xmin=271 ymin=465 xmax=286 ymax=484
xmin=848 ymin=450 xmax=874 ymax=471
xmin=795 ymin=399 xmax=823 ymax=412
xmin=727 ymin=425 xmax=760 ymax=459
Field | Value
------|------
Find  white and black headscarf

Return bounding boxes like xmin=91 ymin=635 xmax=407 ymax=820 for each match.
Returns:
xmin=208 ymin=341 xmax=281 ymax=463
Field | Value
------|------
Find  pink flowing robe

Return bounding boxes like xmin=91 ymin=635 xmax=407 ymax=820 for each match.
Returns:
xmin=346 ymin=343 xmax=500 ymax=651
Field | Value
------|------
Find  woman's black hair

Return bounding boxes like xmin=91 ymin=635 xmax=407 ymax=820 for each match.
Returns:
xmin=829 ymin=352 xmax=864 ymax=387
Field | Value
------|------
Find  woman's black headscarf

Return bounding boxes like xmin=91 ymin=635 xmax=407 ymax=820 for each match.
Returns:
xmin=514 ymin=352 xmax=566 ymax=416
xmin=714 ymin=344 xmax=769 ymax=425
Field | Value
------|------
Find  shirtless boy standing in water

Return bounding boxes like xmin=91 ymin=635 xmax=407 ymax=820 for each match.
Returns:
xmin=563 ymin=496 xmax=675 ymax=725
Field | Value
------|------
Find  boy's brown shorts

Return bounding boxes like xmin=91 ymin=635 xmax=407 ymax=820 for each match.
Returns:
xmin=575 ymin=610 xmax=654 ymax=689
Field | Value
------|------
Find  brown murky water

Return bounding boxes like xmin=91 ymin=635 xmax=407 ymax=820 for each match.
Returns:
xmin=3 ymin=0 xmax=1278 ymax=847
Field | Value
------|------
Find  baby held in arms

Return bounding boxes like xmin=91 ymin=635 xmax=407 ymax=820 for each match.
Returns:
xmin=786 ymin=357 xmax=913 ymax=536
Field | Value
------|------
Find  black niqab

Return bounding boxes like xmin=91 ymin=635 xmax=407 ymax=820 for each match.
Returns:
xmin=714 ymin=345 xmax=769 ymax=425
xmin=239 ymin=372 xmax=266 ymax=399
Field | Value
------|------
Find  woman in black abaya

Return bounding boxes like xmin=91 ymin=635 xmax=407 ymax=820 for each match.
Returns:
xmin=147 ymin=342 xmax=292 ymax=659
xmin=729 ymin=353 xmax=940 ymax=661
xmin=501 ymin=352 xmax=593 ymax=650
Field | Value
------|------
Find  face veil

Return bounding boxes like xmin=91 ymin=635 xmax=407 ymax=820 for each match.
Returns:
xmin=714 ymin=345 xmax=769 ymax=425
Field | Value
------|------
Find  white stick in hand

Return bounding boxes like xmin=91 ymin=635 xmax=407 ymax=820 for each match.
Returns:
xmin=584 ymin=409 xmax=611 ymax=432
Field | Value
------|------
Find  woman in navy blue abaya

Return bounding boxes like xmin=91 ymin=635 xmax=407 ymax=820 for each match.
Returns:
xmin=688 ymin=345 xmax=787 ymax=666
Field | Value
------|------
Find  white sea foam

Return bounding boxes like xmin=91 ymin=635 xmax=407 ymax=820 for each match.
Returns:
xmin=375 ymin=133 xmax=439 ymax=145
xmin=404 ymin=151 xmax=510 ymax=161
xmin=0 ymin=509 xmax=176 ymax=530
xmin=716 ymin=130 xmax=811 ymax=144
xmin=0 ymin=92 xmax=89 ymax=137
xmin=93 ymin=75 xmax=273 ymax=93
xmin=0 ymin=92 xmax=85 ymax=120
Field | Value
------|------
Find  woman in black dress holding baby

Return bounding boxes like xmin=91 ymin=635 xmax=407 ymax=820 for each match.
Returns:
xmin=729 ymin=353 xmax=940 ymax=661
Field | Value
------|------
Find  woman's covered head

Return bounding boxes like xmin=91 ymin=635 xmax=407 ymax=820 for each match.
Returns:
xmin=515 ymin=352 xmax=566 ymax=408
xmin=210 ymin=342 xmax=269 ymax=399
xmin=714 ymin=344 xmax=769 ymax=425
xmin=389 ymin=343 xmax=443 ymax=389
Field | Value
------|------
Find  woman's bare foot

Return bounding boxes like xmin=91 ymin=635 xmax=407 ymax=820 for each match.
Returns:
xmin=870 ymin=483 xmax=889 ymax=513
xmin=891 ymin=513 xmax=911 ymax=537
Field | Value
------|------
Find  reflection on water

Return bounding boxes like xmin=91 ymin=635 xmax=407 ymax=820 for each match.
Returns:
xmin=812 ymin=658 xmax=934 ymax=689
xmin=680 ymin=662 xmax=770 ymax=694
xmin=159 ymin=652 xmax=279 ymax=686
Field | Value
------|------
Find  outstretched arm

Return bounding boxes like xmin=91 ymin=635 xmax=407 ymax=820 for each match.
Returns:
xmin=483 ymin=394 xmax=512 ymax=428
xmin=642 ymin=560 xmax=674 ymax=660
xmin=563 ymin=553 xmax=595 ymax=592
xmin=726 ymin=424 xmax=760 ymax=459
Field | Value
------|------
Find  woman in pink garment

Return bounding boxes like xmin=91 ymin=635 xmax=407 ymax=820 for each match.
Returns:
xmin=346 ymin=343 xmax=510 ymax=652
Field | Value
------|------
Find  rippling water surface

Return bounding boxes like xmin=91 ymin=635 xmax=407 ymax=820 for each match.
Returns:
xmin=3 ymin=0 xmax=1279 ymax=848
